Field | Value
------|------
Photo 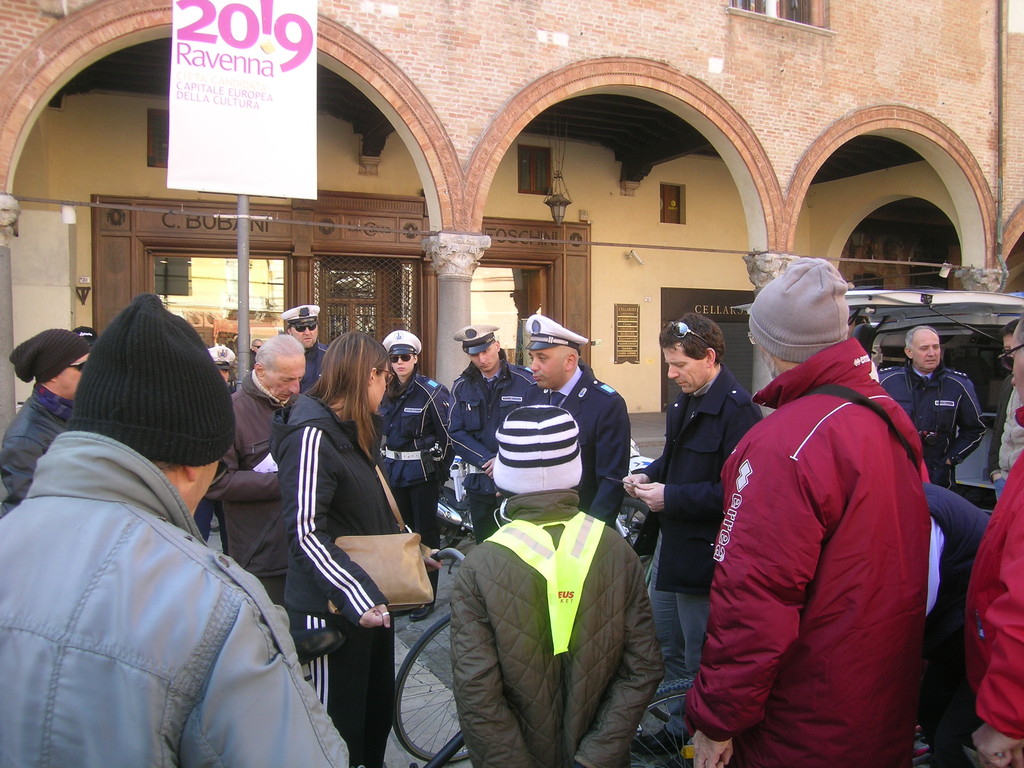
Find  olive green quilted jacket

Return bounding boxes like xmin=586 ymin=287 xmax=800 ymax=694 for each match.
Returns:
xmin=450 ymin=490 xmax=663 ymax=768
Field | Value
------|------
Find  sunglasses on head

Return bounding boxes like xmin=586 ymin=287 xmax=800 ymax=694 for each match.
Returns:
xmin=390 ymin=353 xmax=414 ymax=363
xmin=667 ymin=320 xmax=711 ymax=347
xmin=291 ymin=322 xmax=317 ymax=332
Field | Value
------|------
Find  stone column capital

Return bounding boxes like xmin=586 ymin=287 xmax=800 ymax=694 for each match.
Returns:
xmin=423 ymin=232 xmax=491 ymax=279
xmin=955 ymin=266 xmax=1003 ymax=293
xmin=0 ymin=194 xmax=20 ymax=248
xmin=742 ymin=251 xmax=799 ymax=292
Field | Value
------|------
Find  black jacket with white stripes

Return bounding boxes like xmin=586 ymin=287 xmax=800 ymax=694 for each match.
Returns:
xmin=271 ymin=394 xmax=399 ymax=625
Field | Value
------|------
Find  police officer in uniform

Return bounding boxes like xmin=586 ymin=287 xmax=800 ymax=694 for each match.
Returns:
xmin=282 ymin=304 xmax=328 ymax=393
xmin=879 ymin=325 xmax=985 ymax=488
xmin=379 ymin=330 xmax=451 ymax=621
xmin=525 ymin=313 xmax=630 ymax=524
xmin=208 ymin=344 xmax=237 ymax=390
xmin=448 ymin=324 xmax=536 ymax=542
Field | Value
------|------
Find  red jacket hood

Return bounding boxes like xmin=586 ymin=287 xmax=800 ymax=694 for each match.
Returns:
xmin=754 ymin=338 xmax=876 ymax=409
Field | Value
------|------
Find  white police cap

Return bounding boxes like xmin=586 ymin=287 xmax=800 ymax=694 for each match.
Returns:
xmin=454 ymin=324 xmax=499 ymax=355
xmin=208 ymin=344 xmax=236 ymax=368
xmin=281 ymin=304 xmax=320 ymax=327
xmin=526 ymin=314 xmax=588 ymax=351
xmin=382 ymin=330 xmax=422 ymax=355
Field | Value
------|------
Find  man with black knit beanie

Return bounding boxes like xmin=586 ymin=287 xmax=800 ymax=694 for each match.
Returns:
xmin=1 ymin=327 xmax=89 ymax=515
xmin=450 ymin=405 xmax=662 ymax=768
xmin=0 ymin=294 xmax=347 ymax=768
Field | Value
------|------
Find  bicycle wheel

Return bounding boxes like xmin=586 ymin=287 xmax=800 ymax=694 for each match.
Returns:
xmin=393 ymin=613 xmax=469 ymax=762
xmin=630 ymin=678 xmax=695 ymax=768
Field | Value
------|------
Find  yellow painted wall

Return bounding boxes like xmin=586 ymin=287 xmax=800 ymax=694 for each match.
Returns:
xmin=10 ymin=93 xmax=957 ymax=412
xmin=10 ymin=91 xmax=423 ymax=401
xmin=797 ymin=162 xmax=955 ymax=261
xmin=485 ymin=137 xmax=751 ymax=411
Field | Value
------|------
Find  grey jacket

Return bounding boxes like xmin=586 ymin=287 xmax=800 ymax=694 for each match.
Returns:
xmin=0 ymin=431 xmax=348 ymax=768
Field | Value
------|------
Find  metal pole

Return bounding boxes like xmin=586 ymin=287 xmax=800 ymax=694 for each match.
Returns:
xmin=0 ymin=194 xmax=19 ymax=436
xmin=237 ymin=194 xmax=251 ymax=380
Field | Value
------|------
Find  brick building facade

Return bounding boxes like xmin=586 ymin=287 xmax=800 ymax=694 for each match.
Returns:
xmin=0 ymin=0 xmax=1022 ymax=420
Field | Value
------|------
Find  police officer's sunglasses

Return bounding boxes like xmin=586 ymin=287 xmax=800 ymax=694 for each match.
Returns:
xmin=667 ymin=320 xmax=710 ymax=347
xmin=390 ymin=354 xmax=415 ymax=363
xmin=1001 ymin=342 xmax=1024 ymax=370
xmin=291 ymin=322 xmax=317 ymax=332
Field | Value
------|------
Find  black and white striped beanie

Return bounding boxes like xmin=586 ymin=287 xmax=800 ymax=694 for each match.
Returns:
xmin=493 ymin=406 xmax=582 ymax=495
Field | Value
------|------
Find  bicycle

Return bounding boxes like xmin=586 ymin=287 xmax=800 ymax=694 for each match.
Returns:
xmin=393 ymin=548 xmax=468 ymax=763
xmin=631 ymin=678 xmax=695 ymax=767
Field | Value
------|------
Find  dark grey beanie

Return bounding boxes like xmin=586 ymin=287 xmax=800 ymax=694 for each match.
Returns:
xmin=749 ymin=257 xmax=849 ymax=363
xmin=69 ymin=294 xmax=234 ymax=466
xmin=9 ymin=329 xmax=89 ymax=383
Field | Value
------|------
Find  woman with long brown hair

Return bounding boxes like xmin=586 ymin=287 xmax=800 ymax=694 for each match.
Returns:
xmin=272 ymin=331 xmax=433 ymax=768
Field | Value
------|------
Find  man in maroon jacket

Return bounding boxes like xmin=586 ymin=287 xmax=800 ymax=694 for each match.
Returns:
xmin=685 ymin=258 xmax=931 ymax=768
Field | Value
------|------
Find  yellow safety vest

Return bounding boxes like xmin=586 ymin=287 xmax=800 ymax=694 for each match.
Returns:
xmin=488 ymin=512 xmax=604 ymax=654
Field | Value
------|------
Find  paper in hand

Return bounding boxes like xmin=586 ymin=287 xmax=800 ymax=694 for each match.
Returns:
xmin=253 ymin=454 xmax=278 ymax=473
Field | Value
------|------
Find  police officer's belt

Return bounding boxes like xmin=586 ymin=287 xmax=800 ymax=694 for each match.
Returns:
xmin=383 ymin=449 xmax=432 ymax=461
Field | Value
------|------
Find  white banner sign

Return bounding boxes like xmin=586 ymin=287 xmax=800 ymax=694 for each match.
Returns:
xmin=168 ymin=0 xmax=317 ymax=199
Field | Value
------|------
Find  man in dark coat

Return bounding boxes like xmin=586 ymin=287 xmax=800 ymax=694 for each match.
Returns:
xmin=879 ymin=325 xmax=985 ymax=488
xmin=448 ymin=324 xmax=536 ymax=542
xmin=205 ymin=333 xmax=306 ymax=605
xmin=282 ymin=303 xmax=328 ymax=393
xmin=921 ymin=483 xmax=988 ymax=768
xmin=626 ymin=313 xmax=760 ymax=752
xmin=525 ymin=313 xmax=630 ymax=525
xmin=1 ymin=328 xmax=89 ymax=515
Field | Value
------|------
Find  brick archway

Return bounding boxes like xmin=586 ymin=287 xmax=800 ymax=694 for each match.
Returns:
xmin=785 ymin=106 xmax=995 ymax=267
xmin=1004 ymin=201 xmax=1024 ymax=289
xmin=463 ymin=57 xmax=782 ymax=248
xmin=0 ymin=0 xmax=462 ymax=230
xmin=1005 ymin=202 xmax=1024 ymax=264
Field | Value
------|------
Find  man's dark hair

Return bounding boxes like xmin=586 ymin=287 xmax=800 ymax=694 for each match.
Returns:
xmin=1000 ymin=318 xmax=1019 ymax=339
xmin=659 ymin=313 xmax=725 ymax=364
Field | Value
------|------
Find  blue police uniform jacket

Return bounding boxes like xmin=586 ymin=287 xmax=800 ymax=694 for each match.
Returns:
xmin=531 ymin=361 xmax=630 ymax=524
xmin=878 ymin=362 xmax=985 ymax=475
xmin=923 ymin=482 xmax=989 ymax=657
xmin=300 ymin=342 xmax=329 ymax=394
xmin=448 ymin=359 xmax=535 ymax=496
xmin=379 ymin=372 xmax=452 ymax=488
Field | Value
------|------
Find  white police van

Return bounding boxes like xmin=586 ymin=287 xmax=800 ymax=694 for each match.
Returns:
xmin=847 ymin=288 xmax=1024 ymax=504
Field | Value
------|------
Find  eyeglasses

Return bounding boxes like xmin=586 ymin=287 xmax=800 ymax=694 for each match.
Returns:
xmin=68 ymin=362 xmax=86 ymax=371
xmin=1000 ymin=343 xmax=1024 ymax=370
xmin=375 ymin=367 xmax=395 ymax=385
xmin=390 ymin=354 xmax=415 ymax=363
xmin=747 ymin=331 xmax=757 ymax=346
xmin=668 ymin=321 xmax=711 ymax=348
xmin=211 ymin=460 xmax=228 ymax=485
xmin=291 ymin=322 xmax=317 ymax=332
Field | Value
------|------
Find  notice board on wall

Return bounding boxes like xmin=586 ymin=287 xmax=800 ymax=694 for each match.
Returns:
xmin=614 ymin=303 xmax=640 ymax=364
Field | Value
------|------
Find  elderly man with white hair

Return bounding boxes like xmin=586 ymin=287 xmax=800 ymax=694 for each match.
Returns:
xmin=206 ymin=333 xmax=307 ymax=605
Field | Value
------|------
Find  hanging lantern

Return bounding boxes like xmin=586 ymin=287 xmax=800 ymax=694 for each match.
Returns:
xmin=543 ymin=170 xmax=572 ymax=225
